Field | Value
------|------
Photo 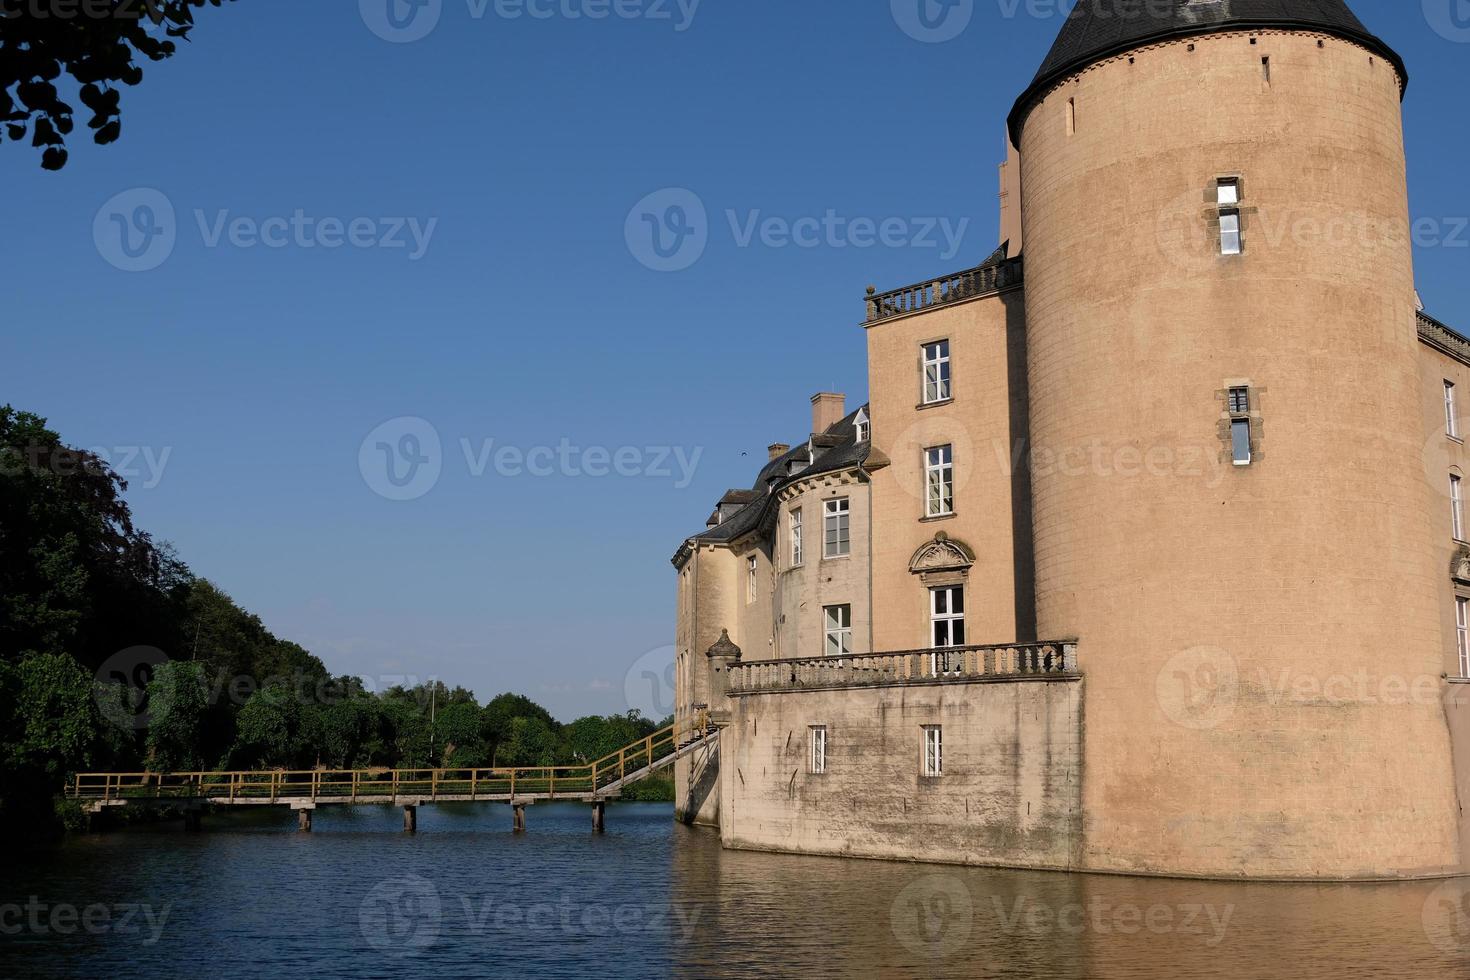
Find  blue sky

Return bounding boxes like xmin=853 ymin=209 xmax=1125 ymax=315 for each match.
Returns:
xmin=3 ymin=1 xmax=1466 ymax=720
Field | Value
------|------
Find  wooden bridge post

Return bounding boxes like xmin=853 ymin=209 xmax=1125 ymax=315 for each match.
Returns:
xmin=403 ymin=803 xmax=417 ymax=834
xmin=591 ymin=800 xmax=605 ymax=834
xmin=512 ymin=802 xmax=526 ymax=833
xmin=183 ymin=806 xmax=203 ymax=833
xmin=295 ymin=805 xmax=314 ymax=833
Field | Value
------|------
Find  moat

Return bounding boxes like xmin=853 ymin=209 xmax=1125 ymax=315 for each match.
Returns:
xmin=0 ymin=803 xmax=1464 ymax=978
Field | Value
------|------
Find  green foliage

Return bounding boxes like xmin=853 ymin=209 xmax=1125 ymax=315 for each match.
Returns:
xmin=0 ymin=0 xmax=237 ymax=170
xmin=0 ymin=653 xmax=95 ymax=785
xmin=144 ymin=661 xmax=208 ymax=772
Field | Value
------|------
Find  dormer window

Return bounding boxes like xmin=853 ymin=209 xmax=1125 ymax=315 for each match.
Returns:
xmin=854 ymin=408 xmax=870 ymax=443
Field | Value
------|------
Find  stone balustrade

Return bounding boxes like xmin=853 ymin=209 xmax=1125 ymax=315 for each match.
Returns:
xmin=727 ymin=641 xmax=1078 ymax=695
xmin=865 ymin=257 xmax=1022 ymax=323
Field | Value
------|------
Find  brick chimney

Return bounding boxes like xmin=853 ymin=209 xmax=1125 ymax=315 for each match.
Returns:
xmin=768 ymin=443 xmax=790 ymax=461
xmin=811 ymin=392 xmax=846 ymax=434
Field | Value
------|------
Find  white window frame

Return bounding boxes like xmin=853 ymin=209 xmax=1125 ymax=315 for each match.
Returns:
xmin=854 ymin=408 xmax=870 ymax=443
xmin=1454 ymin=474 xmax=1464 ymax=541
xmin=1447 ymin=381 xmax=1459 ymax=439
xmin=823 ymin=497 xmax=850 ymax=559
xmin=789 ymin=508 xmax=804 ymax=567
xmin=929 ymin=585 xmax=965 ymax=675
xmin=925 ymin=445 xmax=954 ymax=517
xmin=1217 ymin=178 xmax=1240 ymax=207
xmin=922 ymin=340 xmax=951 ymax=404
xmin=922 ymin=725 xmax=942 ymax=777
xmin=824 ymin=604 xmax=852 ymax=657
xmin=1219 ymin=210 xmax=1242 ymax=255
xmin=809 ymin=725 xmax=827 ymax=774
xmin=1458 ymin=597 xmax=1470 ymax=678
xmin=747 ymin=555 xmax=758 ymax=602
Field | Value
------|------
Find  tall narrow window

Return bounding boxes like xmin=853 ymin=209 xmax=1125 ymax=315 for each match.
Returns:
xmin=1066 ymin=98 xmax=1076 ymax=136
xmin=1261 ymin=56 xmax=1271 ymax=84
xmin=823 ymin=497 xmax=850 ymax=558
xmin=809 ymin=726 xmax=827 ymax=774
xmin=1228 ymin=386 xmax=1252 ymax=466
xmin=925 ymin=445 xmax=955 ymax=517
xmin=790 ymin=508 xmax=804 ymax=567
xmin=1218 ymin=179 xmax=1242 ymax=255
xmin=1447 ymin=381 xmax=1459 ymax=438
xmin=930 ymin=586 xmax=965 ymax=675
xmin=922 ymin=726 xmax=943 ymax=777
xmin=1453 ymin=475 xmax=1464 ymax=541
xmin=824 ymin=604 xmax=852 ymax=657
xmin=1458 ymin=598 xmax=1470 ymax=677
xmin=747 ymin=555 xmax=758 ymax=602
xmin=922 ymin=340 xmax=951 ymax=404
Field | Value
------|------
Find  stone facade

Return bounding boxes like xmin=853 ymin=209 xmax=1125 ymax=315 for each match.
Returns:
xmin=672 ymin=9 xmax=1470 ymax=880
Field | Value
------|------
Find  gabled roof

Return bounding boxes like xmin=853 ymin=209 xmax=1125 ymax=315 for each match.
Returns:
xmin=1007 ymin=0 xmax=1406 ymax=145
xmin=672 ymin=405 xmax=873 ymax=565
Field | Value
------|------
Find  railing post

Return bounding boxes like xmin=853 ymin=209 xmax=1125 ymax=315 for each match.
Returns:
xmin=470 ymin=770 xmax=477 ymax=800
xmin=352 ymin=771 xmax=359 ymax=802
xmin=431 ymin=770 xmax=438 ymax=801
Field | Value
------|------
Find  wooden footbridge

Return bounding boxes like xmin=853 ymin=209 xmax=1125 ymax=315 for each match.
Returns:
xmin=68 ymin=712 xmax=716 ymax=833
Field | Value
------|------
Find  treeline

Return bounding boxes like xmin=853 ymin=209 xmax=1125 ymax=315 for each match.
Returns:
xmin=0 ymin=407 xmax=666 ymax=831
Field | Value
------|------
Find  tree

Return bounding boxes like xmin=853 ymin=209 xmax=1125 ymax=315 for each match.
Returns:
xmin=482 ymin=692 xmax=558 ymax=763
xmin=228 ymin=684 xmax=304 ymax=770
xmin=435 ymin=700 xmax=486 ymax=768
xmin=143 ymin=660 xmax=207 ymax=771
xmin=0 ymin=0 xmax=235 ymax=170
xmin=496 ymin=715 xmax=561 ymax=768
xmin=0 ymin=653 xmax=94 ymax=788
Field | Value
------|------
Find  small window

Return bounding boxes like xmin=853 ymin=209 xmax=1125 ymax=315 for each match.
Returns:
xmin=922 ymin=726 xmax=942 ymax=777
xmin=824 ymin=604 xmax=852 ymax=657
xmin=790 ymin=508 xmax=804 ymax=567
xmin=1228 ymin=387 xmax=1251 ymax=466
xmin=823 ymin=497 xmax=850 ymax=558
xmin=1261 ymin=56 xmax=1271 ymax=84
xmin=854 ymin=408 xmax=870 ymax=444
xmin=1228 ymin=386 xmax=1250 ymax=414
xmin=1453 ymin=475 xmax=1464 ymax=541
xmin=1458 ymin=598 xmax=1470 ymax=678
xmin=809 ymin=726 xmax=827 ymax=774
xmin=747 ymin=555 xmax=758 ymax=602
xmin=1447 ymin=381 xmax=1459 ymax=439
xmin=1217 ymin=179 xmax=1239 ymax=207
xmin=1220 ymin=210 xmax=1242 ymax=255
xmin=922 ymin=341 xmax=951 ymax=404
xmin=1066 ymin=98 xmax=1076 ymax=136
xmin=925 ymin=445 xmax=954 ymax=517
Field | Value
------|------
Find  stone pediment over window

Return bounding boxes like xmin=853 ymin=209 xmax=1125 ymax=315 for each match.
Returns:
xmin=909 ymin=532 xmax=975 ymax=586
xmin=1452 ymin=545 xmax=1470 ymax=586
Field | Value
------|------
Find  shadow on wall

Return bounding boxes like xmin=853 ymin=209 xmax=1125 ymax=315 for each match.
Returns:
xmin=680 ymin=741 xmax=720 ymax=827
xmin=1003 ymin=288 xmax=1037 ymax=642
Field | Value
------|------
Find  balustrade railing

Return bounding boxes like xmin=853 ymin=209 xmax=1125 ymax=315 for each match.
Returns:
xmin=865 ymin=258 xmax=1021 ymax=323
xmin=727 ymin=641 xmax=1077 ymax=694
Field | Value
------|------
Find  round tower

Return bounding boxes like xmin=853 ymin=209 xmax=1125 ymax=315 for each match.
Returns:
xmin=1010 ymin=2 xmax=1461 ymax=877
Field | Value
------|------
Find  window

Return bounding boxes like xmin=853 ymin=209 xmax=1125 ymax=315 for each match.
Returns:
xmin=922 ymin=726 xmax=942 ymax=777
xmin=1066 ymin=98 xmax=1076 ymax=136
xmin=823 ymin=497 xmax=850 ymax=558
xmin=1453 ymin=475 xmax=1464 ymax=541
xmin=1459 ymin=598 xmax=1470 ymax=677
xmin=790 ymin=508 xmax=804 ymax=567
xmin=809 ymin=726 xmax=827 ymax=774
xmin=824 ymin=604 xmax=852 ymax=657
xmin=1217 ymin=179 xmax=1242 ymax=255
xmin=854 ymin=408 xmax=870 ymax=443
xmin=922 ymin=341 xmax=951 ymax=404
xmin=1228 ymin=386 xmax=1251 ymax=466
xmin=747 ymin=555 xmax=758 ymax=602
xmin=925 ymin=445 xmax=954 ymax=517
xmin=1447 ymin=381 xmax=1459 ymax=439
xmin=930 ymin=586 xmax=965 ymax=675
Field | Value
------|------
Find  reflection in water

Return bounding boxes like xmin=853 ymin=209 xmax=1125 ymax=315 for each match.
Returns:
xmin=0 ymin=804 xmax=1464 ymax=979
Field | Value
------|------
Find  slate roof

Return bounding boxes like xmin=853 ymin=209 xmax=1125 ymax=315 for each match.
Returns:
xmin=1008 ymin=0 xmax=1406 ymax=145
xmin=672 ymin=406 xmax=873 ymax=564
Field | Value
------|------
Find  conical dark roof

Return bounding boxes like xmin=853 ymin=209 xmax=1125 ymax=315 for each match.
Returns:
xmin=1008 ymin=0 xmax=1406 ymax=144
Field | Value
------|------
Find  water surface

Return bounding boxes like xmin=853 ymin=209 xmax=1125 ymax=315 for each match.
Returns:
xmin=1 ymin=803 xmax=1465 ymax=978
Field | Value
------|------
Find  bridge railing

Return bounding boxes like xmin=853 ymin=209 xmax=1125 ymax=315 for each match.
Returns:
xmin=727 ymin=641 xmax=1078 ymax=694
xmin=69 ymin=710 xmax=711 ymax=803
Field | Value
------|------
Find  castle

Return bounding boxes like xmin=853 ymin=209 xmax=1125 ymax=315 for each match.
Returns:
xmin=671 ymin=1 xmax=1470 ymax=880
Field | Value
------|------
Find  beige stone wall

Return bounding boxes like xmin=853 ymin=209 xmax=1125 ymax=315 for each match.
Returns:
xmin=718 ymin=678 xmax=1082 ymax=868
xmin=865 ymin=290 xmax=1034 ymax=652
xmin=772 ymin=475 xmax=873 ymax=659
xmin=1418 ymin=337 xmax=1470 ymax=678
xmin=1019 ymin=31 xmax=1462 ymax=876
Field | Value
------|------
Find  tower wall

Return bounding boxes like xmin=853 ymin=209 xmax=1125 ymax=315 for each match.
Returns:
xmin=1018 ymin=31 xmax=1462 ymax=877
